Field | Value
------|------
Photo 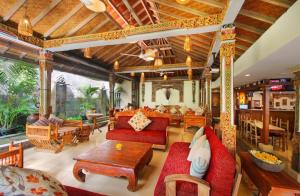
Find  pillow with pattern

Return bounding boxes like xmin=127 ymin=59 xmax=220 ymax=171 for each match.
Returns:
xmin=49 ymin=114 xmax=64 ymax=126
xmin=156 ymin=105 xmax=166 ymax=113
xmin=128 ymin=111 xmax=152 ymax=131
xmin=0 ymin=166 xmax=67 ymax=196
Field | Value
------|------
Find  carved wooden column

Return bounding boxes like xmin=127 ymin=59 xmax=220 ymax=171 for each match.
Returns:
xmin=109 ymin=73 xmax=115 ymax=109
xmin=220 ymin=24 xmax=236 ymax=154
xmin=262 ymin=85 xmax=270 ymax=144
xmin=199 ymin=78 xmax=205 ymax=107
xmin=131 ymin=79 xmax=139 ymax=108
xmin=39 ymin=51 xmax=53 ymax=117
xmin=205 ymin=72 xmax=212 ymax=126
xmin=291 ymin=67 xmax=300 ymax=172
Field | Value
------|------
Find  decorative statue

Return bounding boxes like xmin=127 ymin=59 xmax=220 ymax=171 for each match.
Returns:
xmin=165 ymin=88 xmax=171 ymax=100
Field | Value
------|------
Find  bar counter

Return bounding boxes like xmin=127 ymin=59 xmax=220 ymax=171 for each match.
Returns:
xmin=236 ymin=109 xmax=295 ymax=136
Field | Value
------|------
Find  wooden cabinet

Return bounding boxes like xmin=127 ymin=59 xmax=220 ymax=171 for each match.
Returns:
xmin=183 ymin=115 xmax=206 ymax=131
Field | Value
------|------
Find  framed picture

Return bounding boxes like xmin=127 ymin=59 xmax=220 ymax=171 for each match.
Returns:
xmin=290 ymin=101 xmax=295 ymax=106
xmin=253 ymin=100 xmax=260 ymax=108
xmin=276 ymin=102 xmax=280 ymax=107
xmin=282 ymin=99 xmax=287 ymax=106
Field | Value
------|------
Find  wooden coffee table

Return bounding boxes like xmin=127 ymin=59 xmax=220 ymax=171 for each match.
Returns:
xmin=73 ymin=140 xmax=153 ymax=191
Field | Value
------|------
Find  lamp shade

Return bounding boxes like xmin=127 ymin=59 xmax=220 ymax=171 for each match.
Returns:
xmin=114 ymin=60 xmax=120 ymax=70
xmin=184 ymin=36 xmax=192 ymax=52
xmin=176 ymin=0 xmax=191 ymax=4
xmin=164 ymin=74 xmax=168 ymax=80
xmin=188 ymin=68 xmax=193 ymax=80
xmin=144 ymin=49 xmax=156 ymax=61
xmin=154 ymin=58 xmax=163 ymax=66
xmin=81 ymin=0 xmax=106 ymax=12
xmin=130 ymin=72 xmax=135 ymax=77
xmin=84 ymin=48 xmax=92 ymax=58
xmin=18 ymin=14 xmax=33 ymax=36
xmin=140 ymin=72 xmax=145 ymax=84
xmin=186 ymin=56 xmax=192 ymax=66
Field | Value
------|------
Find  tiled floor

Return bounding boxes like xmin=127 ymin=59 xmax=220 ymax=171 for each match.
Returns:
xmin=23 ymin=126 xmax=252 ymax=196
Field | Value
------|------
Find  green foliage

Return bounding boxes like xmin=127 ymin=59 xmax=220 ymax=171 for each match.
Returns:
xmin=65 ymin=116 xmax=82 ymax=120
xmin=0 ymin=60 xmax=38 ymax=131
xmin=78 ymin=85 xmax=99 ymax=114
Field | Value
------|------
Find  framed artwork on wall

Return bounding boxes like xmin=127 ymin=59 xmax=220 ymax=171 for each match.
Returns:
xmin=253 ymin=100 xmax=260 ymax=108
xmin=276 ymin=102 xmax=280 ymax=107
xmin=290 ymin=101 xmax=295 ymax=106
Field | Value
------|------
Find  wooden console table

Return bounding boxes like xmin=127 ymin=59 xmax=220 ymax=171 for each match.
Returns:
xmin=239 ymin=152 xmax=300 ymax=196
xmin=183 ymin=115 xmax=206 ymax=132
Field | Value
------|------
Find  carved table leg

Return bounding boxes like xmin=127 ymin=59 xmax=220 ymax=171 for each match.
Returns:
xmin=127 ymin=170 xmax=138 ymax=192
xmin=73 ymin=161 xmax=86 ymax=182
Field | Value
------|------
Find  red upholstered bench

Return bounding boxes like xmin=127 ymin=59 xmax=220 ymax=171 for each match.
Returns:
xmin=154 ymin=126 xmax=242 ymax=196
xmin=106 ymin=116 xmax=169 ymax=150
xmin=65 ymin=186 xmax=106 ymax=196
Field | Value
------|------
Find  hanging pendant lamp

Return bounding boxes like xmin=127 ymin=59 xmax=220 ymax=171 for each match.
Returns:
xmin=84 ymin=48 xmax=92 ymax=58
xmin=130 ymin=72 xmax=135 ymax=77
xmin=18 ymin=6 xmax=33 ymax=36
xmin=186 ymin=56 xmax=192 ymax=66
xmin=164 ymin=74 xmax=168 ymax=80
xmin=141 ymin=72 xmax=145 ymax=84
xmin=184 ymin=36 xmax=192 ymax=52
xmin=154 ymin=58 xmax=163 ymax=66
xmin=81 ymin=0 xmax=106 ymax=12
xmin=114 ymin=60 xmax=120 ymax=71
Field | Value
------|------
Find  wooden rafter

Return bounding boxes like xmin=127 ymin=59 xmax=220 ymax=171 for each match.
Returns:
xmin=88 ymin=18 xmax=111 ymax=34
xmin=3 ymin=0 xmax=26 ymax=21
xmin=194 ymin=0 xmax=224 ymax=9
xmin=31 ymin=0 xmax=61 ymax=26
xmin=147 ymin=0 xmax=208 ymax=16
xmin=44 ymin=4 xmax=83 ymax=37
xmin=122 ymin=0 xmax=143 ymax=25
xmin=260 ymin=0 xmax=291 ymax=8
xmin=65 ymin=12 xmax=99 ymax=36
xmin=239 ymin=9 xmax=276 ymax=24
xmin=150 ymin=9 xmax=186 ymax=20
xmin=236 ymin=35 xmax=255 ymax=44
xmin=141 ymin=0 xmax=155 ymax=24
xmin=236 ymin=22 xmax=264 ymax=34
xmin=103 ymin=44 xmax=132 ymax=62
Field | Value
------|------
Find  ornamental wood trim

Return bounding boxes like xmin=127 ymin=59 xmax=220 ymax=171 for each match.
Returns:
xmin=152 ymin=81 xmax=184 ymax=102
xmin=115 ymin=109 xmax=172 ymax=121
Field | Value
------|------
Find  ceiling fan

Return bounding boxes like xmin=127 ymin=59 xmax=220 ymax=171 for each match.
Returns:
xmin=120 ymin=48 xmax=157 ymax=61
xmin=156 ymin=71 xmax=174 ymax=76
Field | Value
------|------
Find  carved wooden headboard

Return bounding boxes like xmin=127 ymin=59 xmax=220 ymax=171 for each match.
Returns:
xmin=115 ymin=109 xmax=172 ymax=121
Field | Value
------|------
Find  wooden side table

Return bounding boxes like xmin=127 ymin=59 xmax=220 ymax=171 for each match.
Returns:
xmin=78 ymin=124 xmax=93 ymax=142
xmin=183 ymin=115 xmax=206 ymax=132
xmin=239 ymin=151 xmax=300 ymax=196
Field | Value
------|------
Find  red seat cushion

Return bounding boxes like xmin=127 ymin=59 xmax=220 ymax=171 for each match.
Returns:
xmin=64 ymin=185 xmax=105 ymax=196
xmin=154 ymin=142 xmax=197 ymax=196
xmin=106 ymin=128 xmax=166 ymax=145
xmin=146 ymin=117 xmax=169 ymax=131
xmin=115 ymin=116 xmax=132 ymax=129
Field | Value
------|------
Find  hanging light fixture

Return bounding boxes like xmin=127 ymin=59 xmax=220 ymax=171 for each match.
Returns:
xmin=18 ymin=6 xmax=33 ymax=36
xmin=140 ymin=72 xmax=145 ymax=84
xmin=154 ymin=58 xmax=163 ymax=66
xmin=184 ymin=36 xmax=192 ymax=52
xmin=164 ymin=74 xmax=168 ymax=80
xmin=176 ymin=0 xmax=191 ymax=4
xmin=144 ymin=49 xmax=156 ymax=61
xmin=84 ymin=48 xmax=92 ymax=58
xmin=114 ymin=60 xmax=120 ymax=71
xmin=80 ymin=0 xmax=106 ymax=12
xmin=188 ymin=68 xmax=193 ymax=80
xmin=130 ymin=72 xmax=135 ymax=77
xmin=186 ymin=55 xmax=192 ymax=66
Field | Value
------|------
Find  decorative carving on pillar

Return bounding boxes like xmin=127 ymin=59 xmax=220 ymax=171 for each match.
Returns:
xmin=39 ymin=50 xmax=53 ymax=117
xmin=192 ymin=80 xmax=196 ymax=103
xmin=141 ymin=83 xmax=145 ymax=102
xmin=220 ymin=24 xmax=236 ymax=154
xmin=152 ymin=81 xmax=184 ymax=102
xmin=109 ymin=73 xmax=115 ymax=109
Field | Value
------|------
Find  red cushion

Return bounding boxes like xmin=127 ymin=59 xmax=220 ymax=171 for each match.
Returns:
xmin=115 ymin=116 xmax=133 ymax=129
xmin=154 ymin=142 xmax=197 ymax=196
xmin=106 ymin=128 xmax=166 ymax=145
xmin=64 ymin=185 xmax=105 ymax=196
xmin=204 ymin=126 xmax=236 ymax=196
xmin=146 ymin=117 xmax=169 ymax=131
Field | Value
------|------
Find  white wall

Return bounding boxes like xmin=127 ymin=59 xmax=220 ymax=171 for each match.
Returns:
xmin=115 ymin=80 xmax=132 ymax=108
xmin=139 ymin=80 xmax=199 ymax=109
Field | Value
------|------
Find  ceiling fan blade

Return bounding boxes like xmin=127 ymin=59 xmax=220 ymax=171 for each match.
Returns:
xmin=120 ymin=53 xmax=140 ymax=57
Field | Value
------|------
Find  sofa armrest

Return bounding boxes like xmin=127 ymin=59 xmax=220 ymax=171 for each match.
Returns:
xmin=164 ymin=174 xmax=210 ymax=196
xmin=107 ymin=121 xmax=114 ymax=132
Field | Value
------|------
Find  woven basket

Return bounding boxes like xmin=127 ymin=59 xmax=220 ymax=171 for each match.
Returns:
xmin=250 ymin=151 xmax=285 ymax=172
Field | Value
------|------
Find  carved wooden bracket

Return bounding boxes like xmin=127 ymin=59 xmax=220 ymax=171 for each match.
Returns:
xmin=152 ymin=81 xmax=184 ymax=102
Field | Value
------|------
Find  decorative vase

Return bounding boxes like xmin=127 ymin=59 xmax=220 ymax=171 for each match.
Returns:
xmin=26 ymin=113 xmax=39 ymax=124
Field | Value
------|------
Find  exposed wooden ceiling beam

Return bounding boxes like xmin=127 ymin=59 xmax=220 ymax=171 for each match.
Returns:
xmin=44 ymin=4 xmax=83 ymax=37
xmin=65 ymin=12 xmax=98 ymax=36
xmin=260 ymin=0 xmax=291 ymax=8
xmin=88 ymin=17 xmax=111 ymax=34
xmin=122 ymin=0 xmax=143 ymax=25
xmin=19 ymin=52 xmax=27 ymax=59
xmin=236 ymin=22 xmax=264 ymax=34
xmin=236 ymin=44 xmax=248 ymax=51
xmin=147 ymin=0 xmax=208 ymax=16
xmin=194 ymin=0 xmax=224 ymax=9
xmin=119 ymin=47 xmax=141 ymax=63
xmin=31 ymin=0 xmax=61 ymax=26
xmin=141 ymin=0 xmax=155 ymax=24
xmin=103 ymin=44 xmax=133 ymax=62
xmin=236 ymin=35 xmax=255 ymax=44
xmin=3 ymin=0 xmax=26 ymax=21
xmin=0 ymin=46 xmax=9 ymax=54
xmin=117 ymin=62 xmax=204 ymax=73
xmin=239 ymin=9 xmax=276 ymax=24
xmin=150 ymin=8 xmax=185 ymax=20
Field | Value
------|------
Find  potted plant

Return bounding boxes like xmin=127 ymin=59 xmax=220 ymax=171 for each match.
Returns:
xmin=0 ymin=60 xmax=38 ymax=136
xmin=78 ymin=85 xmax=99 ymax=120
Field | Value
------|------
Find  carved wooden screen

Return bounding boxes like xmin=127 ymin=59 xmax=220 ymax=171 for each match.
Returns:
xmin=152 ymin=81 xmax=184 ymax=102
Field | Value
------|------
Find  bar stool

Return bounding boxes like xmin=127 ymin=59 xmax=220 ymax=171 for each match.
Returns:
xmin=250 ymin=122 xmax=260 ymax=146
xmin=270 ymin=116 xmax=278 ymax=126
xmin=279 ymin=119 xmax=289 ymax=150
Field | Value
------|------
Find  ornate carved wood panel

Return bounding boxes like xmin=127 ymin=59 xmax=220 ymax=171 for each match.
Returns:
xmin=151 ymin=81 xmax=184 ymax=102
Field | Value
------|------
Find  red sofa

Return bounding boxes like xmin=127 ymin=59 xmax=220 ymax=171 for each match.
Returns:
xmin=106 ymin=115 xmax=169 ymax=150
xmin=154 ymin=126 xmax=241 ymax=196
xmin=65 ymin=186 xmax=105 ymax=196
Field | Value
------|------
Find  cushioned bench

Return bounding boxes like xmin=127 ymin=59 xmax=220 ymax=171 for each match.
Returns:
xmin=106 ymin=113 xmax=170 ymax=150
xmin=154 ymin=126 xmax=241 ymax=196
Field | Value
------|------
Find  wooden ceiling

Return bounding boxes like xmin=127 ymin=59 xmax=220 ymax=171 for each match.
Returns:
xmin=0 ymin=0 xmax=297 ymax=80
